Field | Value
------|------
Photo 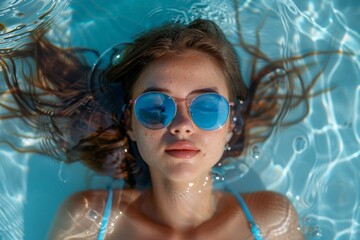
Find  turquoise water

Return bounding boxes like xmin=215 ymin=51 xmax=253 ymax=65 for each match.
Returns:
xmin=0 ymin=0 xmax=359 ymax=239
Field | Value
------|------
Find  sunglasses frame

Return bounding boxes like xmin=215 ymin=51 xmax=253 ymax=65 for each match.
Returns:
xmin=129 ymin=91 xmax=235 ymax=131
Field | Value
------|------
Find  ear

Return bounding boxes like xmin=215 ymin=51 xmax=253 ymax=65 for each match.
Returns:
xmin=123 ymin=109 xmax=136 ymax=142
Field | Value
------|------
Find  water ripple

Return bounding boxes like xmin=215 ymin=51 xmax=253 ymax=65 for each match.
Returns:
xmin=0 ymin=0 xmax=69 ymax=51
xmin=143 ymin=0 xmax=236 ymax=34
xmin=0 ymin=148 xmax=29 ymax=239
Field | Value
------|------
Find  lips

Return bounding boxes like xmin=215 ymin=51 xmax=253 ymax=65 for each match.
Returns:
xmin=165 ymin=141 xmax=200 ymax=159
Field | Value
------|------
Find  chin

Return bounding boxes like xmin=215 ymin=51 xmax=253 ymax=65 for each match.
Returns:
xmin=162 ymin=163 xmax=210 ymax=183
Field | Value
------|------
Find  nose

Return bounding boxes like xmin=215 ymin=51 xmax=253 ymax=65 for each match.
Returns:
xmin=168 ymin=103 xmax=194 ymax=136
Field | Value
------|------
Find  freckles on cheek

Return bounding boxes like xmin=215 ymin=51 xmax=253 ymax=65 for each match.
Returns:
xmin=142 ymin=130 xmax=156 ymax=142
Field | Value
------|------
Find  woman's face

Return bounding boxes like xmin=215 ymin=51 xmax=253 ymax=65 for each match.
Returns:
xmin=127 ymin=50 xmax=232 ymax=183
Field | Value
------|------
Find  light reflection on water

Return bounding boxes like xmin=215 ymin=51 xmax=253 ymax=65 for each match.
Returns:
xmin=0 ymin=0 xmax=359 ymax=239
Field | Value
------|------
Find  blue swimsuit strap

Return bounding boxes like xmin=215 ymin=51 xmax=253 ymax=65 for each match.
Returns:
xmin=225 ymin=185 xmax=263 ymax=240
xmin=97 ymin=188 xmax=113 ymax=240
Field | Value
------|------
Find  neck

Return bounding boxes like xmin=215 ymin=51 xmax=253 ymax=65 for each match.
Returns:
xmin=141 ymin=172 xmax=217 ymax=230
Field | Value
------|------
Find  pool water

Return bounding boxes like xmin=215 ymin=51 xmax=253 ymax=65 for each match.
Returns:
xmin=0 ymin=0 xmax=359 ymax=239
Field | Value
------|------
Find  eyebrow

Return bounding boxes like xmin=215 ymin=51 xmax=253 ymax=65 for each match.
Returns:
xmin=142 ymin=87 xmax=219 ymax=95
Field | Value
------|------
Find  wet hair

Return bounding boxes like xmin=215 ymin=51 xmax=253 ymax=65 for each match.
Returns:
xmin=0 ymin=19 xmax=338 ymax=188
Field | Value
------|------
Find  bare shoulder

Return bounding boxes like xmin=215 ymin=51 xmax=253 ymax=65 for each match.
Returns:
xmin=47 ymin=189 xmax=141 ymax=240
xmin=242 ymin=191 xmax=304 ymax=240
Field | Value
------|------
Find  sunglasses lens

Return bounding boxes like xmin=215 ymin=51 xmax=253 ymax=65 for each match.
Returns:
xmin=190 ymin=93 xmax=230 ymax=131
xmin=134 ymin=92 xmax=176 ymax=129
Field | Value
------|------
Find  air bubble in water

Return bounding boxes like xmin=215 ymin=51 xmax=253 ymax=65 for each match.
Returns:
xmin=87 ymin=209 xmax=99 ymax=220
xmin=252 ymin=145 xmax=261 ymax=159
xmin=111 ymin=54 xmax=122 ymax=65
xmin=312 ymin=230 xmax=322 ymax=238
xmin=293 ymin=136 xmax=307 ymax=153
xmin=275 ymin=67 xmax=286 ymax=76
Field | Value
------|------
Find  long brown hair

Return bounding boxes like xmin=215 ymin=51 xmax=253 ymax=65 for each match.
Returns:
xmin=0 ymin=18 xmax=337 ymax=188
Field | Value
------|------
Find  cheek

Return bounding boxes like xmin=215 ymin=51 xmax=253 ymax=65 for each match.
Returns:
xmin=132 ymin=125 xmax=163 ymax=160
xmin=133 ymin=130 xmax=153 ymax=162
xmin=203 ymin=130 xmax=228 ymax=159
xmin=131 ymin=115 xmax=151 ymax=140
xmin=134 ymin=128 xmax=152 ymax=147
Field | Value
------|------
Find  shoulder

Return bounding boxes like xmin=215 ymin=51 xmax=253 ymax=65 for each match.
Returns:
xmin=61 ymin=188 xmax=141 ymax=209
xmin=59 ymin=188 xmax=142 ymax=211
xmin=47 ymin=189 xmax=141 ymax=240
xmin=241 ymin=191 xmax=304 ymax=239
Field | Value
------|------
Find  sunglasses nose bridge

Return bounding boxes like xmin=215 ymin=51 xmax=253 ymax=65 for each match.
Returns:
xmin=173 ymin=98 xmax=191 ymax=118
xmin=173 ymin=97 xmax=189 ymax=105
xmin=168 ymin=98 xmax=195 ymax=133
xmin=174 ymin=98 xmax=194 ymax=118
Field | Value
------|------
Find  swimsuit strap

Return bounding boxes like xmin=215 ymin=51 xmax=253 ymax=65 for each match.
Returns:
xmin=97 ymin=188 xmax=113 ymax=240
xmin=225 ymin=185 xmax=263 ymax=240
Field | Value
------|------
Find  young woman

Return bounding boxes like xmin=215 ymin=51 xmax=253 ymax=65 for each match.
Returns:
xmin=1 ymin=19 xmax=308 ymax=239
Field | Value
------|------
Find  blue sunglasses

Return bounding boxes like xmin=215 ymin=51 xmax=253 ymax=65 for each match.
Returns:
xmin=130 ymin=91 xmax=234 ymax=131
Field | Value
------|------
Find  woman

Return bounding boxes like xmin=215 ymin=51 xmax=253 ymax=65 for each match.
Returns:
xmin=1 ymin=20 xmax=306 ymax=239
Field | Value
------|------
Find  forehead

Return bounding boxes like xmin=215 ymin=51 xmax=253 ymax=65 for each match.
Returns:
xmin=132 ymin=50 xmax=229 ymax=98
